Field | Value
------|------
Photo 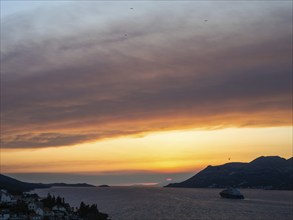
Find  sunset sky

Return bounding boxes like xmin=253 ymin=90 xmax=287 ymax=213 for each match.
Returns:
xmin=1 ymin=1 xmax=292 ymax=185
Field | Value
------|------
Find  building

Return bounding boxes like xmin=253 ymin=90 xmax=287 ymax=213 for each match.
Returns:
xmin=0 ymin=209 xmax=10 ymax=220
xmin=29 ymin=213 xmax=42 ymax=220
xmin=35 ymin=207 xmax=44 ymax=217
xmin=23 ymin=193 xmax=39 ymax=203
xmin=28 ymin=201 xmax=43 ymax=211
xmin=43 ymin=207 xmax=54 ymax=219
xmin=0 ymin=190 xmax=16 ymax=204
xmin=52 ymin=205 xmax=67 ymax=213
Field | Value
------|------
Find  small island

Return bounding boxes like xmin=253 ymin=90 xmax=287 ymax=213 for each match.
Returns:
xmin=0 ymin=174 xmax=95 ymax=195
xmin=98 ymin=185 xmax=110 ymax=188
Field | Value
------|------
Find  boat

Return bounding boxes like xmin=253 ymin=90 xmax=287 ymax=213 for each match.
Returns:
xmin=219 ymin=187 xmax=244 ymax=199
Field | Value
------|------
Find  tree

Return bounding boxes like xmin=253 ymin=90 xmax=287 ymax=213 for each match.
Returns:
xmin=56 ymin=196 xmax=62 ymax=204
xmin=78 ymin=202 xmax=109 ymax=220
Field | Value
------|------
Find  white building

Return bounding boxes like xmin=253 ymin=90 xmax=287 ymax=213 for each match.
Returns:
xmin=0 ymin=189 xmax=16 ymax=204
xmin=28 ymin=201 xmax=42 ymax=211
xmin=35 ymin=207 xmax=44 ymax=217
xmin=52 ymin=205 xmax=67 ymax=213
xmin=28 ymin=202 xmax=38 ymax=211
xmin=29 ymin=213 xmax=42 ymax=220
xmin=0 ymin=209 xmax=10 ymax=220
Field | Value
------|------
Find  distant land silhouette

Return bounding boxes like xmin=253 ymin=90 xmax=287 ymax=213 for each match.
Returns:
xmin=99 ymin=184 xmax=110 ymax=187
xmin=0 ymin=174 xmax=94 ymax=194
xmin=165 ymin=156 xmax=293 ymax=190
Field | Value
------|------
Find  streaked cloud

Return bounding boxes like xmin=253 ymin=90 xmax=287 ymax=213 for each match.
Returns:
xmin=1 ymin=1 xmax=292 ymax=148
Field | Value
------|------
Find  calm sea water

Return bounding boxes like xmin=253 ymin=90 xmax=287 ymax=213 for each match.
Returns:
xmin=33 ymin=187 xmax=293 ymax=220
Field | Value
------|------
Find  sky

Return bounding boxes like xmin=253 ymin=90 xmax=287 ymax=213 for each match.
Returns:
xmin=0 ymin=1 xmax=292 ymax=185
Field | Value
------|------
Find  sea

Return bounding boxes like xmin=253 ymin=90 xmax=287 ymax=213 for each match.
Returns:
xmin=32 ymin=187 xmax=293 ymax=220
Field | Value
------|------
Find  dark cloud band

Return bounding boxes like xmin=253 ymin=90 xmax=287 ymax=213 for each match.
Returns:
xmin=1 ymin=2 xmax=292 ymax=148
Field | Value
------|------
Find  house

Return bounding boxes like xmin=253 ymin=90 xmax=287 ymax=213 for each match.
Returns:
xmin=0 ymin=209 xmax=10 ymax=220
xmin=43 ymin=207 xmax=54 ymax=220
xmin=43 ymin=207 xmax=52 ymax=215
xmin=23 ymin=193 xmax=39 ymax=203
xmin=52 ymin=205 xmax=67 ymax=213
xmin=53 ymin=210 xmax=65 ymax=218
xmin=28 ymin=201 xmax=42 ymax=211
xmin=0 ymin=210 xmax=9 ymax=220
xmin=8 ymin=213 xmax=26 ymax=220
xmin=28 ymin=202 xmax=38 ymax=211
xmin=29 ymin=213 xmax=42 ymax=220
xmin=35 ymin=207 xmax=44 ymax=217
xmin=0 ymin=190 xmax=17 ymax=204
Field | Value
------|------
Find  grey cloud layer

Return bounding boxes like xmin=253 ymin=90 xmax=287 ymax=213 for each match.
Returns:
xmin=1 ymin=2 xmax=292 ymax=148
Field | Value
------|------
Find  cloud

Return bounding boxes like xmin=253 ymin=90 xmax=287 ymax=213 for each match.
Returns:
xmin=1 ymin=2 xmax=292 ymax=148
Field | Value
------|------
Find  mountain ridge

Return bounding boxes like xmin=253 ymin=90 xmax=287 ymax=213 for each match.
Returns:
xmin=0 ymin=173 xmax=95 ymax=194
xmin=165 ymin=156 xmax=293 ymax=190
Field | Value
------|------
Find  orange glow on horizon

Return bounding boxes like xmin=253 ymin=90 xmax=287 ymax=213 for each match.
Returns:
xmin=1 ymin=126 xmax=292 ymax=174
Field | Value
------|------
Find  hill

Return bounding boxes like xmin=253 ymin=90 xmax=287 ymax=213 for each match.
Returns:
xmin=165 ymin=156 xmax=293 ymax=190
xmin=0 ymin=174 xmax=95 ymax=194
